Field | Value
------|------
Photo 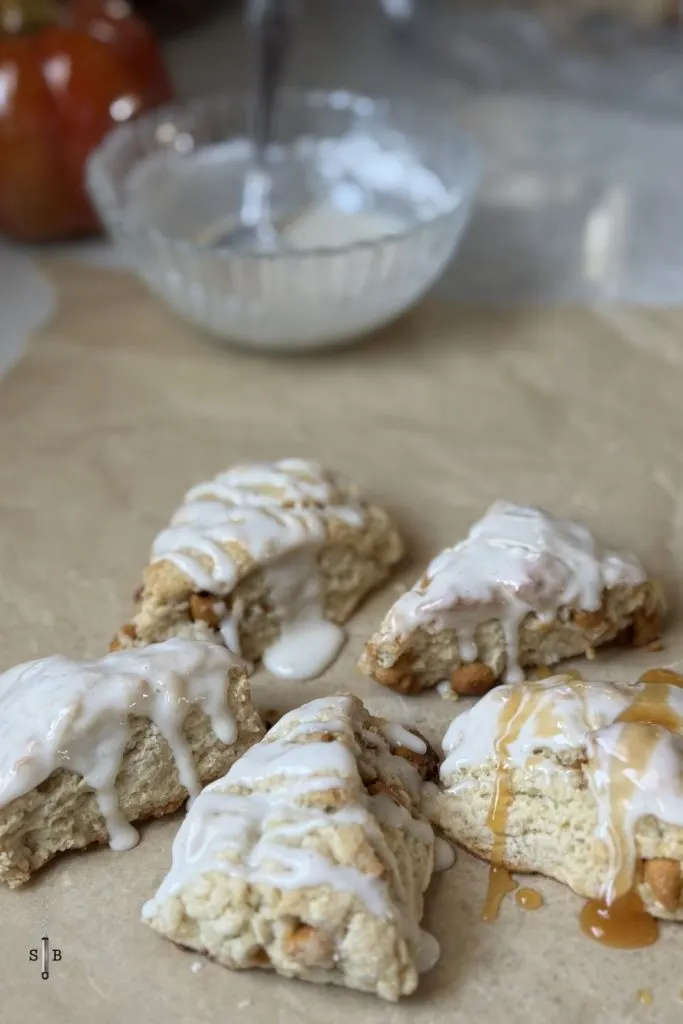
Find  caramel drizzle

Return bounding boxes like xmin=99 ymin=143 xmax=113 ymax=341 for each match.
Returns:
xmin=484 ymin=676 xmax=589 ymax=920
xmin=483 ymin=687 xmax=528 ymax=920
xmin=582 ymin=668 xmax=682 ymax=948
xmin=590 ymin=723 xmax=663 ymax=902
xmin=483 ymin=669 xmax=683 ymax=943
xmin=616 ymin=670 xmax=683 ymax=732
xmin=638 ymin=668 xmax=683 ymax=687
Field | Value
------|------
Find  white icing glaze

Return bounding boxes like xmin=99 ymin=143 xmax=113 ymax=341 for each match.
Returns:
xmin=143 ymin=696 xmax=438 ymax=971
xmin=440 ymin=674 xmax=683 ymax=902
xmin=434 ymin=837 xmax=456 ymax=872
xmin=441 ymin=676 xmax=638 ymax=773
xmin=150 ymin=460 xmax=365 ymax=681
xmin=384 ymin=501 xmax=646 ymax=684
xmin=589 ymin=722 xmax=683 ymax=903
xmin=414 ymin=930 xmax=441 ymax=973
xmin=259 ymin=552 xmax=345 ymax=681
xmin=380 ymin=721 xmax=428 ymax=754
xmin=0 ymin=639 xmax=244 ymax=850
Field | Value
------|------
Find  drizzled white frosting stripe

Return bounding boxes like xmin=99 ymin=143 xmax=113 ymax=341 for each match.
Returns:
xmin=149 ymin=460 xmax=366 ymax=681
xmin=151 ymin=459 xmax=364 ymax=594
xmin=440 ymin=675 xmax=683 ymax=902
xmin=0 ymin=639 xmax=246 ymax=851
xmin=143 ymin=696 xmax=439 ymax=970
xmin=384 ymin=501 xmax=647 ymax=683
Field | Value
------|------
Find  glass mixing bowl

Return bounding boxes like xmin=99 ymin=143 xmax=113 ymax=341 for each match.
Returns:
xmin=86 ymin=90 xmax=479 ymax=351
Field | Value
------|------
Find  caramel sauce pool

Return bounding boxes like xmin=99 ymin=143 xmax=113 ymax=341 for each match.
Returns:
xmin=580 ymin=890 xmax=659 ymax=949
xmin=516 ymin=887 xmax=544 ymax=911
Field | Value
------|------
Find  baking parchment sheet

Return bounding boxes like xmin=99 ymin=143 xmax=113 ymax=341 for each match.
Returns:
xmin=1 ymin=259 xmax=682 ymax=1023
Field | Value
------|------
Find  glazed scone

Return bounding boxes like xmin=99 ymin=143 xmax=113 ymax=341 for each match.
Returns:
xmin=113 ymin=459 xmax=403 ymax=681
xmin=423 ymin=674 xmax=683 ymax=920
xmin=360 ymin=501 xmax=665 ymax=696
xmin=142 ymin=695 xmax=440 ymax=1002
xmin=0 ymin=639 xmax=264 ymax=888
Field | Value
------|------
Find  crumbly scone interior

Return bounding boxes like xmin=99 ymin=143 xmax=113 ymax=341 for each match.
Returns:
xmin=0 ymin=638 xmax=263 ymax=885
xmin=114 ymin=459 xmax=403 ymax=681
xmin=426 ymin=673 xmax=683 ymax=921
xmin=360 ymin=501 xmax=665 ymax=695
xmin=142 ymin=695 xmax=440 ymax=1001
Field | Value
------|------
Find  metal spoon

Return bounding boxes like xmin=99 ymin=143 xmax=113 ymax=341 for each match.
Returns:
xmin=196 ymin=0 xmax=303 ymax=249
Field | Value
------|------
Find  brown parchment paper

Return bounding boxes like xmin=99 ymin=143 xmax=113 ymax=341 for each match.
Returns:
xmin=2 ymin=259 xmax=683 ymax=1024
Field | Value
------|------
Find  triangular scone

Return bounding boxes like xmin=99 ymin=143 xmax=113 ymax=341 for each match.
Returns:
xmin=360 ymin=501 xmax=665 ymax=695
xmin=0 ymin=639 xmax=263 ymax=887
xmin=112 ymin=459 xmax=403 ymax=681
xmin=142 ymin=695 xmax=440 ymax=1002
xmin=423 ymin=674 xmax=683 ymax=920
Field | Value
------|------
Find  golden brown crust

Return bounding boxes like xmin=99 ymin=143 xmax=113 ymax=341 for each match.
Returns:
xmin=362 ymin=580 xmax=666 ymax=696
xmin=109 ymin=622 xmax=137 ymax=652
xmin=572 ymin=607 xmax=605 ymax=630
xmin=630 ymin=608 xmax=663 ymax=648
xmin=188 ymin=594 xmax=222 ymax=629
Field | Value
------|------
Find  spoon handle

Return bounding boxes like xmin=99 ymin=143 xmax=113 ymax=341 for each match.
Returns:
xmin=247 ymin=0 xmax=295 ymax=163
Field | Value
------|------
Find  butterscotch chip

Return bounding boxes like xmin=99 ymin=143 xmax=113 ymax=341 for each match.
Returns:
xmin=284 ymin=924 xmax=334 ymax=968
xmin=450 ymin=662 xmax=495 ymax=697
xmin=370 ymin=655 xmax=417 ymax=694
xmin=188 ymin=594 xmax=222 ymax=630
xmin=573 ymin=608 xmax=604 ymax=630
xmin=643 ymin=859 xmax=682 ymax=911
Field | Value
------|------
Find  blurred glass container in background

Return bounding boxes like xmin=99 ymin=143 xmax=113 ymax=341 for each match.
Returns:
xmin=87 ymin=90 xmax=479 ymax=351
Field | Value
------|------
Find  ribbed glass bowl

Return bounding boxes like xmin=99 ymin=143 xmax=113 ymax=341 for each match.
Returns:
xmin=86 ymin=90 xmax=479 ymax=351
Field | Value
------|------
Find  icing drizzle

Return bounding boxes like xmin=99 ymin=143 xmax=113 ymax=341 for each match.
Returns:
xmin=0 ymin=639 xmax=245 ymax=851
xmin=143 ymin=695 xmax=439 ymax=973
xmin=150 ymin=460 xmax=365 ymax=681
xmin=440 ymin=674 xmax=683 ymax=906
xmin=383 ymin=501 xmax=647 ymax=683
